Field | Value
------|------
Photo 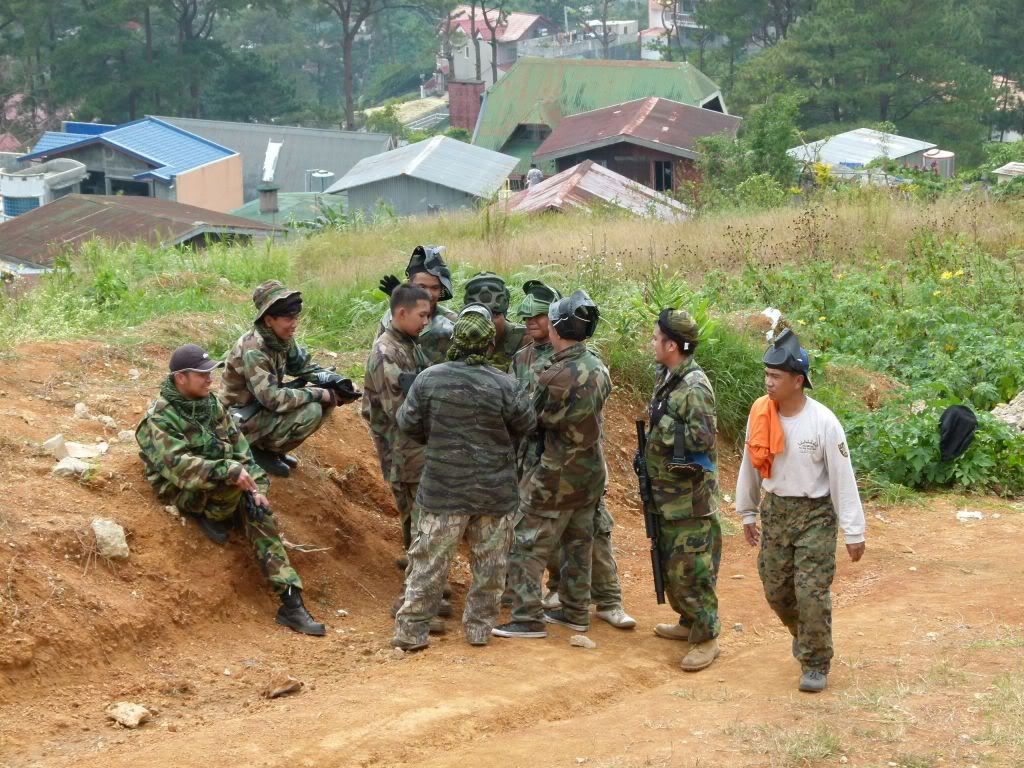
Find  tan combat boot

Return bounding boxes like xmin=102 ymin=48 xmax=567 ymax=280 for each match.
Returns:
xmin=680 ymin=638 xmax=720 ymax=672
xmin=654 ymin=623 xmax=691 ymax=641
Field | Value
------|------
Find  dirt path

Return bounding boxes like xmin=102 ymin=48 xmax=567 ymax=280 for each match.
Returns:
xmin=1 ymin=343 xmax=1022 ymax=768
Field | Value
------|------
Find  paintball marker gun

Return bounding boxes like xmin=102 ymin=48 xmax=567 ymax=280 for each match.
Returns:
xmin=634 ymin=419 xmax=666 ymax=605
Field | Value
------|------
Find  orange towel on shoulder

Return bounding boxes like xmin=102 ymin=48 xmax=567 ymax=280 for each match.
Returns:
xmin=746 ymin=395 xmax=785 ymax=479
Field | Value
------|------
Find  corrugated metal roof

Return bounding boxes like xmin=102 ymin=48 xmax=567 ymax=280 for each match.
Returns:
xmin=502 ymin=160 xmax=689 ymax=220
xmin=994 ymin=162 xmax=1024 ymax=176
xmin=325 ymin=136 xmax=518 ymax=198
xmin=473 ymin=58 xmax=725 ymax=162
xmin=498 ymin=13 xmax=544 ymax=41
xmin=160 ymin=116 xmax=394 ymax=201
xmin=23 ymin=117 xmax=236 ymax=182
xmin=787 ymin=128 xmax=936 ymax=168
xmin=0 ymin=194 xmax=282 ymax=268
xmin=535 ymin=96 xmax=741 ymax=162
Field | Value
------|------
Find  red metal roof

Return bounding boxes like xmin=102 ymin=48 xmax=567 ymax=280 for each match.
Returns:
xmin=449 ymin=9 xmax=546 ymax=42
xmin=534 ymin=96 xmax=741 ymax=162
xmin=0 ymin=194 xmax=283 ymax=269
xmin=502 ymin=160 xmax=689 ymax=219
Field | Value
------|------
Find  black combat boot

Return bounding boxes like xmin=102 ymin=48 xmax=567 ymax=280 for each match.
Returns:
xmin=252 ymin=447 xmax=290 ymax=478
xmin=194 ymin=515 xmax=230 ymax=545
xmin=279 ymin=453 xmax=299 ymax=469
xmin=276 ymin=588 xmax=326 ymax=636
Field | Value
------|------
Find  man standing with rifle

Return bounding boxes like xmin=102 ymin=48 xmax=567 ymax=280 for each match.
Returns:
xmin=636 ymin=309 xmax=721 ymax=672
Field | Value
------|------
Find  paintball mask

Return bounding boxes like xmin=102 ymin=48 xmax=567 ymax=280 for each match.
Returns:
xmin=763 ymin=328 xmax=813 ymax=388
xmin=407 ymin=245 xmax=454 ymax=301
xmin=549 ymin=290 xmax=600 ymax=341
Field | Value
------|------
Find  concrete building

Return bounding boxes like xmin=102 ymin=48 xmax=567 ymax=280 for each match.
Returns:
xmin=20 ymin=117 xmax=243 ymax=213
xmin=994 ymin=162 xmax=1024 ymax=184
xmin=326 ymin=135 xmax=517 ymax=217
xmin=0 ymin=158 xmax=88 ymax=221
xmin=158 ymin=116 xmax=394 ymax=202
xmin=449 ymin=7 xmax=554 ymax=87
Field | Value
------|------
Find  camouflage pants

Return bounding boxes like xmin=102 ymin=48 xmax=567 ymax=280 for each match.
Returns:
xmin=395 ymin=510 xmax=513 ymax=645
xmin=390 ymin=481 xmax=420 ymax=551
xmin=758 ymin=493 xmax=837 ymax=674
xmin=658 ymin=514 xmax=722 ymax=644
xmin=545 ymin=500 xmax=623 ymax=610
xmin=170 ymin=484 xmax=302 ymax=596
xmin=242 ymin=401 xmax=330 ymax=454
xmin=508 ymin=505 xmax=595 ymax=626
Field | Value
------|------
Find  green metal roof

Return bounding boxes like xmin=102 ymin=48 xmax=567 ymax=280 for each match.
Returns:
xmin=473 ymin=58 xmax=724 ymax=157
xmin=231 ymin=193 xmax=338 ymax=227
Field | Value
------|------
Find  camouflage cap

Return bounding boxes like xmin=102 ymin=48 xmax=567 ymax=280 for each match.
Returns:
xmin=515 ymin=279 xmax=561 ymax=319
xmin=463 ymin=272 xmax=510 ymax=316
xmin=252 ymin=280 xmax=301 ymax=321
xmin=452 ymin=305 xmax=496 ymax=353
xmin=657 ymin=308 xmax=699 ymax=352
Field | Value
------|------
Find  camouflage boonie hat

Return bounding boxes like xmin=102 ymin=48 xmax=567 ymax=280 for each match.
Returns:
xmin=657 ymin=308 xmax=699 ymax=351
xmin=252 ymin=280 xmax=301 ymax=321
xmin=516 ymin=279 xmax=561 ymax=319
xmin=463 ymin=272 xmax=510 ymax=316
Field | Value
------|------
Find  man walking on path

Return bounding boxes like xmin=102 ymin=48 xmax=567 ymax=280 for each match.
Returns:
xmin=735 ymin=329 xmax=866 ymax=693
xmin=392 ymin=306 xmax=535 ymax=650
xmin=645 ymin=309 xmax=721 ymax=670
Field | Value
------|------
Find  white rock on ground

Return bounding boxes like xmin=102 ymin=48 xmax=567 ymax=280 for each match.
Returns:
xmin=992 ymin=391 xmax=1024 ymax=432
xmin=956 ymin=510 xmax=984 ymax=522
xmin=42 ymin=434 xmax=69 ymax=460
xmin=65 ymin=441 xmax=108 ymax=459
xmin=118 ymin=430 xmax=135 ymax=442
xmin=73 ymin=402 xmax=89 ymax=418
xmin=52 ymin=457 xmax=92 ymax=477
xmin=106 ymin=702 xmax=151 ymax=728
xmin=91 ymin=519 xmax=130 ymax=559
xmin=95 ymin=415 xmax=117 ymax=429
xmin=569 ymin=635 xmax=597 ymax=649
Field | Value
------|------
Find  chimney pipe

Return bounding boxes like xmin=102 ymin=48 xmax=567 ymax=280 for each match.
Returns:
xmin=257 ymin=184 xmax=279 ymax=215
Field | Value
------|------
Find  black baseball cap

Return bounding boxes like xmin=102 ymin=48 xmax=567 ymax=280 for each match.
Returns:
xmin=169 ymin=344 xmax=224 ymax=374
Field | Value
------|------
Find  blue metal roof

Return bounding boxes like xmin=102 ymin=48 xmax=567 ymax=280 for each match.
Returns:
xmin=23 ymin=117 xmax=237 ymax=183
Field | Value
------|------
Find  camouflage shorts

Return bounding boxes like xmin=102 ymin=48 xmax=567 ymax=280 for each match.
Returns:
xmin=758 ymin=493 xmax=837 ymax=674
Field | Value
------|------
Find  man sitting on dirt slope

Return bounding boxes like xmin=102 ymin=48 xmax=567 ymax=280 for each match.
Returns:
xmin=376 ymin=245 xmax=458 ymax=366
xmin=736 ymin=329 xmax=866 ymax=694
xmin=392 ymin=305 xmax=536 ymax=651
xmin=136 ymin=344 xmax=326 ymax=636
xmin=221 ymin=280 xmax=355 ymax=479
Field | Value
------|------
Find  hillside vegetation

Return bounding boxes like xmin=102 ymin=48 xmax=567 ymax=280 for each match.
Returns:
xmin=2 ymin=192 xmax=1023 ymax=498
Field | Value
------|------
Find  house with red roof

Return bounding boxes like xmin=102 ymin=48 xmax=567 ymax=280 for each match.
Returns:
xmin=448 ymin=5 xmax=554 ymax=86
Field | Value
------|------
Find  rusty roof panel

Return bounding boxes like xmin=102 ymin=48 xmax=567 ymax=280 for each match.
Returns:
xmin=535 ymin=97 xmax=741 ymax=161
xmin=0 ymin=194 xmax=282 ymax=268
xmin=502 ymin=160 xmax=689 ymax=220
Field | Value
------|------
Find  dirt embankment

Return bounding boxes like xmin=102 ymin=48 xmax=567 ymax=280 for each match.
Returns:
xmin=1 ymin=342 xmax=1022 ymax=768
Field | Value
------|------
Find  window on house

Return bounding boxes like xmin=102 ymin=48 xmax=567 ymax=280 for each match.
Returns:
xmin=2 ymin=196 xmax=40 ymax=217
xmin=109 ymin=178 xmax=150 ymax=197
xmin=80 ymin=171 xmax=106 ymax=195
xmin=653 ymin=160 xmax=673 ymax=192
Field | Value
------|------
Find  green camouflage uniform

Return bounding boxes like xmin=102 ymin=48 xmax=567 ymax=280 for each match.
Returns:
xmin=463 ymin=272 xmax=527 ymax=369
xmin=490 ymin=323 xmax=528 ymax=370
xmin=221 ymin=323 xmax=333 ymax=454
xmin=646 ymin=357 xmax=721 ymax=643
xmin=394 ymin=313 xmax=536 ymax=644
xmin=508 ymin=342 xmax=611 ymax=627
xmin=511 ymin=340 xmax=555 ymax=475
xmin=136 ymin=378 xmax=301 ymax=595
xmin=377 ymin=306 xmax=457 ymax=366
xmin=362 ymin=323 xmax=429 ymax=548
xmin=758 ymin=494 xmax=837 ymax=673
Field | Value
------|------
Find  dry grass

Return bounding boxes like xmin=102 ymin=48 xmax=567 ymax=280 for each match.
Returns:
xmin=289 ymin=195 xmax=1024 ymax=288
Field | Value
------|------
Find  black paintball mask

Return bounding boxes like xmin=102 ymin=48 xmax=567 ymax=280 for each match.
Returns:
xmin=763 ymin=328 xmax=813 ymax=388
xmin=549 ymin=290 xmax=599 ymax=341
xmin=406 ymin=245 xmax=453 ymax=301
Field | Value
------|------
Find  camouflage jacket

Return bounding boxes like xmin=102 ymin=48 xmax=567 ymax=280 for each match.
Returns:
xmin=520 ymin=342 xmax=611 ymax=518
xmin=645 ymin=358 xmax=718 ymax=519
xmin=377 ymin=305 xmax=457 ymax=366
xmin=136 ymin=392 xmax=269 ymax=499
xmin=511 ymin=340 xmax=554 ymax=476
xmin=397 ymin=361 xmax=536 ymax=516
xmin=220 ymin=326 xmax=327 ymax=413
xmin=362 ymin=324 xmax=429 ymax=483
xmin=489 ymin=322 xmax=528 ymax=370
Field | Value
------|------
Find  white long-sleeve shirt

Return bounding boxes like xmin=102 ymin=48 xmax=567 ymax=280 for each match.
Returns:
xmin=735 ymin=396 xmax=866 ymax=544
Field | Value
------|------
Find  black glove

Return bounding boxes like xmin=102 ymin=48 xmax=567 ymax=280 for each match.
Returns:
xmin=379 ymin=274 xmax=401 ymax=296
xmin=309 ymin=370 xmax=342 ymax=387
xmin=244 ymin=492 xmax=268 ymax=524
xmin=309 ymin=370 xmax=362 ymax=403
